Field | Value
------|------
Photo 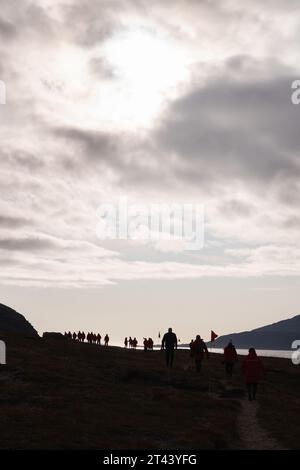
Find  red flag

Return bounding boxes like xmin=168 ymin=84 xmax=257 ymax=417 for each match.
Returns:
xmin=211 ymin=330 xmax=218 ymax=342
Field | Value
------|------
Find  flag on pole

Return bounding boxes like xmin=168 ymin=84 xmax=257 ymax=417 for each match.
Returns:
xmin=211 ymin=330 xmax=218 ymax=342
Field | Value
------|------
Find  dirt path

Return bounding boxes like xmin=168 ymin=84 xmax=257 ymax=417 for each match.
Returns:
xmin=211 ymin=379 xmax=287 ymax=450
xmin=237 ymin=400 xmax=286 ymax=450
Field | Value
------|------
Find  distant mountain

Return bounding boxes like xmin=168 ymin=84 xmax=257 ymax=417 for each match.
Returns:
xmin=206 ymin=314 xmax=300 ymax=350
xmin=0 ymin=303 xmax=38 ymax=337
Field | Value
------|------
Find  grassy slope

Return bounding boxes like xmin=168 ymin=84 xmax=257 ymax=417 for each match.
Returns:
xmin=0 ymin=334 xmax=299 ymax=449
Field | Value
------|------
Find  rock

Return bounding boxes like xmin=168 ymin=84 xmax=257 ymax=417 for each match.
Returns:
xmin=42 ymin=332 xmax=65 ymax=340
xmin=0 ymin=303 xmax=38 ymax=337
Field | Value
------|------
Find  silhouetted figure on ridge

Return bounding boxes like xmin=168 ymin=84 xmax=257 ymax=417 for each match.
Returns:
xmin=133 ymin=337 xmax=138 ymax=349
xmin=124 ymin=337 xmax=128 ymax=348
xmin=242 ymin=348 xmax=264 ymax=401
xmin=72 ymin=332 xmax=77 ymax=341
xmin=189 ymin=339 xmax=194 ymax=356
xmin=223 ymin=340 xmax=238 ymax=376
xmin=97 ymin=333 xmax=101 ymax=345
xmin=161 ymin=328 xmax=178 ymax=368
xmin=148 ymin=338 xmax=153 ymax=350
xmin=104 ymin=334 xmax=109 ymax=346
xmin=191 ymin=335 xmax=209 ymax=372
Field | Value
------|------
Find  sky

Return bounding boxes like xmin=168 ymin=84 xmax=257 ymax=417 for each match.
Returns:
xmin=1 ymin=0 xmax=300 ymax=344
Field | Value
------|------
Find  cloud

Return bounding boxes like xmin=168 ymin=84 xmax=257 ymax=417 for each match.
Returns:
xmin=154 ymin=69 xmax=300 ymax=189
xmin=0 ymin=215 xmax=31 ymax=229
xmin=0 ymin=17 xmax=17 ymax=39
xmin=1 ymin=0 xmax=300 ymax=289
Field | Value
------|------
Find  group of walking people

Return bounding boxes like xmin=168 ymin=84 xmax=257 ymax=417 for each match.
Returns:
xmin=124 ymin=337 xmax=138 ymax=349
xmin=162 ymin=328 xmax=264 ymax=401
xmin=64 ymin=331 xmax=110 ymax=346
xmin=124 ymin=337 xmax=154 ymax=350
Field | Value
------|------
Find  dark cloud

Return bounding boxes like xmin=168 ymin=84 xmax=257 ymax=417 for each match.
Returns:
xmin=218 ymin=200 xmax=254 ymax=218
xmin=0 ymin=17 xmax=17 ymax=39
xmin=0 ymin=237 xmax=56 ymax=252
xmin=0 ymin=215 xmax=30 ymax=228
xmin=60 ymin=0 xmax=124 ymax=47
xmin=53 ymin=126 xmax=120 ymax=164
xmin=89 ymin=57 xmax=118 ymax=80
xmin=155 ymin=71 xmax=300 ymax=188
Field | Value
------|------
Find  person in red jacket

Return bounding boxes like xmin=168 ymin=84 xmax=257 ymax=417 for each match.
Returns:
xmin=223 ymin=341 xmax=238 ymax=376
xmin=242 ymin=348 xmax=264 ymax=401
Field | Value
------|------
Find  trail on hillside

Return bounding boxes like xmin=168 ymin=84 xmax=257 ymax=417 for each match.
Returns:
xmin=211 ymin=379 xmax=287 ymax=450
xmin=237 ymin=400 xmax=286 ymax=450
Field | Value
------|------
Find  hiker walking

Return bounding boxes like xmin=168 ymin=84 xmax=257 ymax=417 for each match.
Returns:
xmin=241 ymin=348 xmax=264 ymax=401
xmin=191 ymin=335 xmax=209 ymax=372
xmin=97 ymin=333 xmax=101 ymax=345
xmin=223 ymin=341 xmax=238 ymax=376
xmin=161 ymin=328 xmax=178 ymax=369
xmin=104 ymin=334 xmax=109 ymax=346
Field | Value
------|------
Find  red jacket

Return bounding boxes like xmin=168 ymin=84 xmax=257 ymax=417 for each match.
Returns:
xmin=242 ymin=352 xmax=264 ymax=383
xmin=224 ymin=345 xmax=238 ymax=363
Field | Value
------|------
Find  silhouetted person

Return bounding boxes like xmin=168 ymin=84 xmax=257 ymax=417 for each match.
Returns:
xmin=82 ymin=331 xmax=86 ymax=342
xmin=161 ymin=328 xmax=178 ymax=368
xmin=191 ymin=335 xmax=209 ymax=372
xmin=72 ymin=332 xmax=77 ymax=341
xmin=133 ymin=337 xmax=138 ymax=349
xmin=124 ymin=337 xmax=128 ymax=348
xmin=143 ymin=338 xmax=148 ymax=351
xmin=223 ymin=341 xmax=238 ymax=376
xmin=104 ymin=334 xmax=109 ymax=346
xmin=148 ymin=338 xmax=153 ymax=350
xmin=129 ymin=336 xmax=133 ymax=348
xmin=189 ymin=339 xmax=194 ymax=356
xmin=97 ymin=333 xmax=101 ymax=345
xmin=242 ymin=348 xmax=264 ymax=401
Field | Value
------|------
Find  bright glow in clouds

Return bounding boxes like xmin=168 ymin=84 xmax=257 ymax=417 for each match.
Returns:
xmin=39 ymin=30 xmax=192 ymax=131
xmin=94 ymin=30 xmax=191 ymax=128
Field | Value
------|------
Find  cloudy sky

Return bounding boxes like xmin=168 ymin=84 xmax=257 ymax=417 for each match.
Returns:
xmin=1 ymin=0 xmax=300 ymax=343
